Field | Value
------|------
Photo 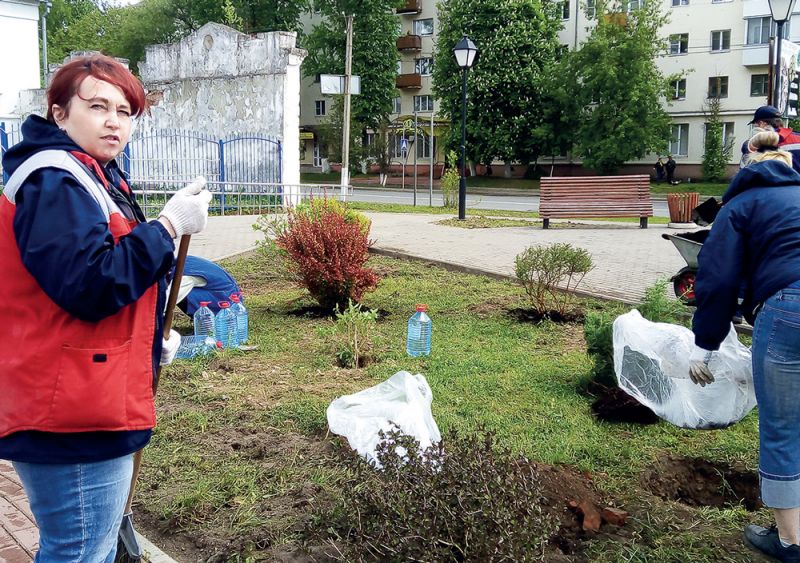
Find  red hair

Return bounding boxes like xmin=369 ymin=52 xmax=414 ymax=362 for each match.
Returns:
xmin=46 ymin=55 xmax=146 ymax=122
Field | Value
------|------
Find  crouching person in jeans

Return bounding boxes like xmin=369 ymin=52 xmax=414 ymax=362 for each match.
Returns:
xmin=0 ymin=55 xmax=211 ymax=561
xmin=690 ymin=130 xmax=800 ymax=562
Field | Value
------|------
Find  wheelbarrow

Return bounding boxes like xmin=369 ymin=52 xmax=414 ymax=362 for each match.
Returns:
xmin=661 ymin=230 xmax=708 ymax=305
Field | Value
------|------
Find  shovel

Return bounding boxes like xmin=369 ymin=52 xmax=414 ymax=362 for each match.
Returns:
xmin=116 ymin=234 xmax=191 ymax=562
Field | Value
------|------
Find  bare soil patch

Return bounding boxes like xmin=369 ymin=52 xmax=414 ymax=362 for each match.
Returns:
xmin=508 ymin=307 xmax=586 ymax=324
xmin=590 ymin=385 xmax=659 ymax=425
xmin=642 ymin=455 xmax=761 ymax=511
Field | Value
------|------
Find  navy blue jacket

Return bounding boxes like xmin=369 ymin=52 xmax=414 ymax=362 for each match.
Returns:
xmin=0 ymin=116 xmax=175 ymax=463
xmin=692 ymin=160 xmax=800 ymax=350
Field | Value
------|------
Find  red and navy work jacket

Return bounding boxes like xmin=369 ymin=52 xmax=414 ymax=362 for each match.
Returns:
xmin=0 ymin=150 xmax=159 ymax=437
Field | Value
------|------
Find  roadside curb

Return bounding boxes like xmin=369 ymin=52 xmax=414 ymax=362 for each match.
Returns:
xmin=136 ymin=531 xmax=179 ymax=563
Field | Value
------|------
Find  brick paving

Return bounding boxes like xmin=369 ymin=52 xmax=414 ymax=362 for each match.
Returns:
xmin=0 ymin=460 xmax=37 ymax=562
xmin=0 ymin=211 xmax=693 ymax=561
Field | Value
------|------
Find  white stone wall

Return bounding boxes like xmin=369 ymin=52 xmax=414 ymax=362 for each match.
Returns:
xmin=137 ymin=23 xmax=306 ymax=200
xmin=0 ymin=0 xmax=40 ymax=119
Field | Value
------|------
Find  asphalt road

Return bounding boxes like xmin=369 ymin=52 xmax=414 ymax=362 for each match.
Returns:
xmin=348 ymin=187 xmax=672 ymax=218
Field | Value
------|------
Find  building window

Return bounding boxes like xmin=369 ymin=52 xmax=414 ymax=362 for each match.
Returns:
xmin=669 ymin=33 xmax=689 ymax=55
xmin=708 ymin=76 xmax=729 ymax=98
xmin=672 ymin=0 xmax=688 ymax=6
xmin=747 ymin=17 xmax=789 ymax=45
xmin=585 ymin=0 xmax=596 ymax=17
xmin=413 ymin=95 xmax=434 ymax=112
xmin=556 ymin=44 xmax=569 ymax=59
xmin=314 ymin=100 xmax=326 ymax=116
xmin=711 ymin=30 xmax=730 ymax=51
xmin=415 ymin=57 xmax=433 ymax=75
xmin=671 ymin=78 xmax=687 ymax=100
xmin=392 ymin=96 xmax=402 ymax=114
xmin=627 ymin=0 xmax=643 ymax=12
xmin=396 ymin=60 xmax=403 ymax=74
xmin=751 ymin=74 xmax=769 ymax=96
xmin=413 ymin=18 xmax=434 ymax=36
xmin=705 ymin=122 xmax=735 ymax=150
xmin=389 ymin=133 xmax=406 ymax=159
xmin=416 ymin=134 xmax=435 ymax=159
xmin=562 ymin=0 xmax=570 ymax=19
xmin=670 ymin=124 xmax=689 ymax=156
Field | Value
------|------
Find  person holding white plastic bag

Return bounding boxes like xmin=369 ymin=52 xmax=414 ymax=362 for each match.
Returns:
xmin=691 ymin=130 xmax=800 ymax=562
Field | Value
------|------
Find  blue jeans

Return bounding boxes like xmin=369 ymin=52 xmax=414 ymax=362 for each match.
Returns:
xmin=752 ymin=285 xmax=800 ymax=508
xmin=13 ymin=455 xmax=133 ymax=562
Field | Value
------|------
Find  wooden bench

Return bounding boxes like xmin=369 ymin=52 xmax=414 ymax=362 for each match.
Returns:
xmin=539 ymin=175 xmax=653 ymax=229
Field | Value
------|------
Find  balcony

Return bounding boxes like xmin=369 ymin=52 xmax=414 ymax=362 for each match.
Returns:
xmin=396 ymin=0 xmax=421 ymax=14
xmin=396 ymin=73 xmax=422 ymax=89
xmin=397 ymin=34 xmax=422 ymax=52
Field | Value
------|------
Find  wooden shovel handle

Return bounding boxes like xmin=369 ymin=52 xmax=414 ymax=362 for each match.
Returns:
xmin=124 ymin=234 xmax=191 ymax=515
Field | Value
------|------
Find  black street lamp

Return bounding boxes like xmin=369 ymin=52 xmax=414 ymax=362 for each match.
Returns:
xmin=453 ymin=36 xmax=478 ymax=220
xmin=768 ymin=0 xmax=797 ymax=110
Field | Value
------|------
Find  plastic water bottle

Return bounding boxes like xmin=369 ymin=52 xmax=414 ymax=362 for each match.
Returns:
xmin=176 ymin=335 xmax=218 ymax=360
xmin=406 ymin=304 xmax=432 ymax=357
xmin=215 ymin=301 xmax=240 ymax=349
xmin=230 ymin=293 xmax=248 ymax=344
xmin=193 ymin=301 xmax=215 ymax=339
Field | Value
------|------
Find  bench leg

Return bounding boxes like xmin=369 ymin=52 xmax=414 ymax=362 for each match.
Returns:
xmin=543 ymin=218 xmax=550 ymax=229
xmin=640 ymin=217 xmax=648 ymax=229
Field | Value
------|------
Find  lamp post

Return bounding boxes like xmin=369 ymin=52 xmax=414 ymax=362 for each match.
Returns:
xmin=769 ymin=0 xmax=797 ymax=111
xmin=453 ymin=36 xmax=478 ymax=220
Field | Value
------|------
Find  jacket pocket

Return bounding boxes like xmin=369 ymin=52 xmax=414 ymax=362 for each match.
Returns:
xmin=48 ymin=340 xmax=131 ymax=430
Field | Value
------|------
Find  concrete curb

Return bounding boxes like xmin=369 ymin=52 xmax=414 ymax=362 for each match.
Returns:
xmin=136 ymin=531 xmax=179 ymax=563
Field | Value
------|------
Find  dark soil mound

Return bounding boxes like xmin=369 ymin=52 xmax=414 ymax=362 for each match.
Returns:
xmin=591 ymin=386 xmax=660 ymax=425
xmin=642 ymin=455 xmax=761 ymax=511
xmin=508 ymin=307 xmax=585 ymax=324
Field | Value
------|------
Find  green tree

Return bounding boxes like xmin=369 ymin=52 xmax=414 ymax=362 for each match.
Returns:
xmin=433 ymin=0 xmax=562 ymax=170
xmin=302 ymin=1 xmax=400 ymax=143
xmin=567 ymin=0 xmax=673 ymax=174
xmin=45 ymin=0 xmax=117 ymax=65
xmin=701 ymin=90 xmax=732 ymax=182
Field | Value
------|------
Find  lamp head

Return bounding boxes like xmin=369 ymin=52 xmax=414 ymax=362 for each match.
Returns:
xmin=453 ymin=36 xmax=478 ymax=69
xmin=769 ymin=0 xmax=796 ymax=23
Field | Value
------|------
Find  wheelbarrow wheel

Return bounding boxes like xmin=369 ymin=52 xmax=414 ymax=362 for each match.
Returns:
xmin=672 ymin=267 xmax=697 ymax=306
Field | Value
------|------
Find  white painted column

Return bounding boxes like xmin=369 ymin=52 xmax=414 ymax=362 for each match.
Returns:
xmin=281 ymin=44 xmax=306 ymax=208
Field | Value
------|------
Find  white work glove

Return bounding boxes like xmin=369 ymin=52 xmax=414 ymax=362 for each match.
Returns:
xmin=688 ymin=345 xmax=715 ymax=386
xmin=158 ymin=177 xmax=212 ymax=238
xmin=160 ymin=329 xmax=181 ymax=366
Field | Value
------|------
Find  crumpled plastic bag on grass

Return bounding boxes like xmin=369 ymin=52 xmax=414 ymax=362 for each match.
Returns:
xmin=326 ymin=371 xmax=442 ymax=468
xmin=612 ymin=310 xmax=756 ymax=429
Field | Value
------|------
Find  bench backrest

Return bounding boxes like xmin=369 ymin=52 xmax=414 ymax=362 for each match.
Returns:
xmin=540 ymin=175 xmax=653 ymax=217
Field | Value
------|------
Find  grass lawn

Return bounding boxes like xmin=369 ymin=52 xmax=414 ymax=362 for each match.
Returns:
xmin=136 ymin=250 xmax=762 ymax=561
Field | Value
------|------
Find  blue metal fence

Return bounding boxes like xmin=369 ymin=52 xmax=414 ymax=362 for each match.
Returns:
xmin=0 ymin=121 xmax=23 ymax=186
xmin=1 ymin=125 xmax=284 ymax=214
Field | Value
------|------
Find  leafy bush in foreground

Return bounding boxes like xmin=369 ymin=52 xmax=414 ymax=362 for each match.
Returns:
xmin=314 ymin=429 xmax=557 ymax=562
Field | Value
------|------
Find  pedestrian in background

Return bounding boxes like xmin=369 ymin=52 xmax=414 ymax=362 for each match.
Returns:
xmin=654 ymin=157 xmax=665 ymax=183
xmin=665 ymin=155 xmax=677 ymax=185
xmin=0 ymin=55 xmax=211 ymax=561
xmin=690 ymin=130 xmax=800 ymax=562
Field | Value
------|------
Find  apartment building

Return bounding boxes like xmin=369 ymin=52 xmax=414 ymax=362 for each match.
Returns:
xmin=299 ymin=0 xmax=796 ymax=178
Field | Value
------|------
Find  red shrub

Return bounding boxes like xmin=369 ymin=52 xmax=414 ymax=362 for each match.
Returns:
xmin=275 ymin=205 xmax=380 ymax=311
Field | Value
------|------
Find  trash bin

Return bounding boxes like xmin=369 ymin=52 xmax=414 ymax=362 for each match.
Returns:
xmin=667 ymin=192 xmax=699 ymax=224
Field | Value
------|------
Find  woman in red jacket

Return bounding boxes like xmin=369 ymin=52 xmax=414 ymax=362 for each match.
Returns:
xmin=0 ymin=55 xmax=211 ymax=561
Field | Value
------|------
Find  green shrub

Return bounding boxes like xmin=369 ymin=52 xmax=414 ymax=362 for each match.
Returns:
xmin=582 ymin=279 xmax=688 ymax=389
xmin=334 ymin=299 xmax=378 ymax=368
xmin=314 ymin=428 xmax=557 ymax=561
xmin=295 ymin=196 xmax=371 ymax=234
xmin=440 ymin=150 xmax=460 ymax=209
xmin=514 ymin=243 xmax=593 ymax=316
xmin=275 ymin=199 xmax=380 ymax=312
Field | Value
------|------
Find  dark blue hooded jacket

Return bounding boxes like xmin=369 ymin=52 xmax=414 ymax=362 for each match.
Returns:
xmin=0 ymin=115 xmax=175 ymax=463
xmin=692 ymin=160 xmax=800 ymax=350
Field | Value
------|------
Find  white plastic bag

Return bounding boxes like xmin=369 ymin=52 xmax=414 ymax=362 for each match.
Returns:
xmin=326 ymin=371 xmax=441 ymax=467
xmin=612 ymin=310 xmax=756 ymax=429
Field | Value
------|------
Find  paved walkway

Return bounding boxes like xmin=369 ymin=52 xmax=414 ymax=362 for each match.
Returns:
xmin=0 ymin=212 xmax=693 ymax=562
